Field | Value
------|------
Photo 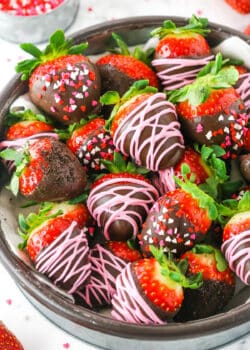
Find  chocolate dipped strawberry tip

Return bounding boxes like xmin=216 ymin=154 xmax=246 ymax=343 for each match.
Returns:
xmin=102 ymin=79 xmax=158 ymax=130
xmin=151 ymin=15 xmax=210 ymax=39
xmin=168 ymin=53 xmax=239 ymax=106
xmin=16 ymin=29 xmax=88 ymax=81
xmin=174 ymin=163 xmax=218 ymax=221
xmin=150 ymin=245 xmax=203 ymax=289
xmin=191 ymin=244 xmax=228 ymax=272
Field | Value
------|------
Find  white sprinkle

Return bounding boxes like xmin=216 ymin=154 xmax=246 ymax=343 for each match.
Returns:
xmin=185 ymin=240 xmax=191 ymax=246
xmin=218 ymin=115 xmax=224 ymax=121
xmin=224 ymin=127 xmax=230 ymax=134
xmin=206 ymin=131 xmax=212 ymax=140
xmin=168 ymin=218 xmax=174 ymax=224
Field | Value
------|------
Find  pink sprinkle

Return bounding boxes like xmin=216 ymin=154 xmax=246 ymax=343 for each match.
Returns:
xmin=85 ymin=92 xmax=89 ymax=98
xmin=196 ymin=123 xmax=203 ymax=133
xmin=86 ymin=80 xmax=92 ymax=87
xmin=6 ymin=299 xmax=12 ymax=305
xmin=167 ymin=228 xmax=173 ymax=235
xmin=91 ymin=100 xmax=98 ymax=107
xmin=63 ymin=343 xmax=70 ymax=349
xmin=190 ymin=234 xmax=196 ymax=240
xmin=69 ymin=98 xmax=76 ymax=105
xmin=88 ymin=227 xmax=95 ymax=236
xmin=92 ymin=137 xmax=98 ymax=143
xmin=88 ymin=7 xmax=93 ymax=12
xmin=159 ymin=240 xmax=165 ymax=246
xmin=50 ymin=106 xmax=56 ymax=113
xmin=196 ymin=9 xmax=203 ymax=16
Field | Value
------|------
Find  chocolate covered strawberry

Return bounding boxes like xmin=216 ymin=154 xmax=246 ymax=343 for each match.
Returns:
xmin=66 ymin=117 xmax=117 ymax=173
xmin=87 ymin=152 xmax=159 ymax=241
xmin=151 ymin=15 xmax=213 ymax=91
xmin=111 ymin=246 xmax=202 ymax=324
xmin=16 ymin=30 xmax=101 ymax=125
xmin=139 ymin=165 xmax=218 ymax=256
xmin=225 ymin=0 xmax=250 ymax=14
xmin=220 ymin=190 xmax=250 ymax=285
xmin=4 ymin=109 xmax=54 ymax=140
xmin=169 ymin=53 xmax=248 ymax=159
xmin=76 ymin=241 xmax=142 ymax=308
xmin=174 ymin=244 xmax=235 ymax=321
xmin=18 ymin=201 xmax=92 ymax=293
xmin=0 ymin=321 xmax=24 ymax=350
xmin=96 ymin=32 xmax=159 ymax=96
xmin=102 ymin=80 xmax=184 ymax=171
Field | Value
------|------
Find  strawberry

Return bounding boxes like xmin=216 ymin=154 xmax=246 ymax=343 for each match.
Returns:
xmin=243 ymin=126 xmax=250 ymax=152
xmin=244 ymin=24 xmax=250 ymax=35
xmin=101 ymin=80 xmax=184 ymax=171
xmin=139 ymin=165 xmax=218 ymax=256
xmin=87 ymin=152 xmax=159 ymax=241
xmin=96 ymin=32 xmax=159 ymax=96
xmin=168 ymin=53 xmax=248 ymax=159
xmin=175 ymin=244 xmax=235 ymax=321
xmin=151 ymin=15 xmax=213 ymax=91
xmin=0 ymin=137 xmax=86 ymax=202
xmin=4 ymin=109 xmax=54 ymax=140
xmin=219 ymin=191 xmax=250 ymax=285
xmin=225 ymin=0 xmax=250 ymax=14
xmin=15 ymin=30 xmax=101 ymax=125
xmin=111 ymin=246 xmax=202 ymax=324
xmin=76 ymin=241 xmax=142 ymax=308
xmin=0 ymin=321 xmax=24 ymax=350
xmin=66 ymin=117 xmax=117 ymax=173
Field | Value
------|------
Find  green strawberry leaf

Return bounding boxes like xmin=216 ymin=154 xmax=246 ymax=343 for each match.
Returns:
xmin=68 ymin=192 xmax=88 ymax=204
xmin=19 ymin=43 xmax=43 ymax=58
xmin=100 ymin=91 xmax=121 ymax=105
xmin=111 ymin=32 xmax=130 ymax=56
xmin=192 ymin=244 xmax=228 ymax=272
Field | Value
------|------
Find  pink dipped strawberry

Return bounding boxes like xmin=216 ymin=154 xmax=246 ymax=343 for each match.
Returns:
xmin=96 ymin=32 xmax=159 ymax=96
xmin=87 ymin=152 xmax=159 ymax=241
xmin=220 ymin=190 xmax=250 ymax=285
xmin=151 ymin=15 xmax=213 ymax=91
xmin=111 ymin=246 xmax=202 ymax=324
xmin=168 ymin=53 xmax=248 ymax=159
xmin=16 ymin=30 xmax=101 ymax=125
xmin=18 ymin=201 xmax=92 ymax=293
xmin=175 ymin=244 xmax=235 ymax=321
xmin=76 ymin=240 xmax=142 ymax=308
xmin=66 ymin=117 xmax=117 ymax=173
xmin=102 ymin=79 xmax=184 ymax=171
xmin=0 ymin=136 xmax=86 ymax=202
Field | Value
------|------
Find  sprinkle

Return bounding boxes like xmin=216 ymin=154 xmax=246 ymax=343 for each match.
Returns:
xmin=196 ymin=123 xmax=203 ymax=133
xmin=50 ymin=106 xmax=56 ymax=113
xmin=91 ymin=100 xmax=98 ymax=107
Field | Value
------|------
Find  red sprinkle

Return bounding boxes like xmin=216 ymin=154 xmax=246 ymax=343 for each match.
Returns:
xmin=0 ymin=0 xmax=64 ymax=16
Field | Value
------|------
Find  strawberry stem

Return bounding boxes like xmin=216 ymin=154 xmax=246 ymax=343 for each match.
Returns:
xmin=191 ymin=244 xmax=228 ymax=272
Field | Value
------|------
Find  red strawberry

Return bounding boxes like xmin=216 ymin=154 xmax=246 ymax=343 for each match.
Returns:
xmin=0 ymin=137 xmax=86 ymax=202
xmin=18 ymin=201 xmax=90 ymax=261
xmin=66 ymin=117 xmax=117 ymax=172
xmin=219 ymin=191 xmax=250 ymax=285
xmin=244 ymin=24 xmax=250 ymax=35
xmin=101 ymin=80 xmax=184 ymax=171
xmin=15 ymin=30 xmax=101 ymax=125
xmin=0 ymin=321 xmax=24 ymax=350
xmin=169 ymin=53 xmax=248 ymax=159
xmin=111 ymin=246 xmax=202 ymax=324
xmin=151 ymin=16 xmax=213 ymax=91
xmin=243 ymin=126 xmax=250 ymax=152
xmin=139 ymin=168 xmax=218 ymax=257
xmin=225 ymin=0 xmax=250 ymax=14
xmin=175 ymin=244 xmax=235 ymax=321
xmin=96 ymin=32 xmax=159 ymax=96
xmin=76 ymin=241 xmax=142 ymax=308
xmin=87 ymin=152 xmax=159 ymax=241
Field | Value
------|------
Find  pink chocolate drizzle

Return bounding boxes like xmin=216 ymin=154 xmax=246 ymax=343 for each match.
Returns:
xmin=111 ymin=263 xmax=167 ymax=324
xmin=236 ymin=73 xmax=250 ymax=113
xmin=35 ymin=221 xmax=91 ymax=294
xmin=113 ymin=93 xmax=184 ymax=171
xmin=87 ymin=177 xmax=159 ymax=240
xmin=222 ymin=230 xmax=250 ymax=286
xmin=76 ymin=243 xmax=127 ymax=308
xmin=152 ymin=55 xmax=214 ymax=90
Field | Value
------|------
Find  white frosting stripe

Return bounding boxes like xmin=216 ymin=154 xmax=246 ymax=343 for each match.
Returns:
xmin=222 ymin=230 xmax=250 ymax=285
xmin=113 ymin=93 xmax=184 ymax=171
xmin=35 ymin=221 xmax=91 ymax=294
xmin=152 ymin=55 xmax=214 ymax=90
xmin=111 ymin=263 xmax=166 ymax=324
xmin=87 ymin=177 xmax=158 ymax=240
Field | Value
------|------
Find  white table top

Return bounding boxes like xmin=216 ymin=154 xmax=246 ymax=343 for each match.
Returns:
xmin=0 ymin=1 xmax=249 ymax=349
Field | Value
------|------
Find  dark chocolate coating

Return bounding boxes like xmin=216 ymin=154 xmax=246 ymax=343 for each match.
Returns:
xmin=23 ymin=138 xmax=86 ymax=202
xmin=174 ymin=279 xmax=235 ymax=322
xmin=29 ymin=58 xmax=102 ymax=125
xmin=239 ymin=154 xmax=250 ymax=183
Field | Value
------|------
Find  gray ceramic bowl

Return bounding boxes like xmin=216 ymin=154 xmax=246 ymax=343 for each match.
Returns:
xmin=0 ymin=0 xmax=79 ymax=43
xmin=0 ymin=16 xmax=250 ymax=350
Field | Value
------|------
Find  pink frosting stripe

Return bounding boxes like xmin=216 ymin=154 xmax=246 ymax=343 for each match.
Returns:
xmin=236 ymin=73 xmax=250 ymax=112
xmin=35 ymin=221 xmax=91 ymax=294
xmin=87 ymin=177 xmax=159 ymax=240
xmin=77 ymin=244 xmax=127 ymax=307
xmin=111 ymin=263 xmax=166 ymax=324
xmin=0 ymin=132 xmax=59 ymax=150
xmin=222 ymin=230 xmax=250 ymax=286
xmin=113 ymin=93 xmax=184 ymax=171
xmin=152 ymin=55 xmax=214 ymax=90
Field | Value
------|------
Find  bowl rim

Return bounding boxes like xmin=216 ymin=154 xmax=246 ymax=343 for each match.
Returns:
xmin=0 ymin=15 xmax=250 ymax=341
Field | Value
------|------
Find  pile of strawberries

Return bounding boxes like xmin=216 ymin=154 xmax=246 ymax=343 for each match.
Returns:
xmin=0 ymin=15 xmax=249 ymax=326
